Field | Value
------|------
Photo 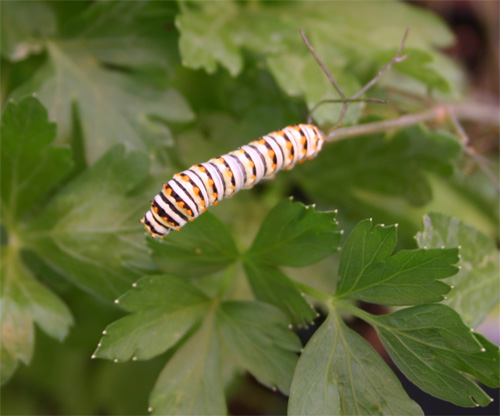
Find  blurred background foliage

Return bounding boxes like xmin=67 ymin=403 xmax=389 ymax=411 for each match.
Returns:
xmin=1 ymin=0 xmax=498 ymax=414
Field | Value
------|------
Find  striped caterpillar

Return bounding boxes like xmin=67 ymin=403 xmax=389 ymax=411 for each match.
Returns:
xmin=141 ymin=124 xmax=324 ymax=238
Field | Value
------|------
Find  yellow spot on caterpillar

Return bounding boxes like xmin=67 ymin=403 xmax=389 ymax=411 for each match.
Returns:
xmin=268 ymin=150 xmax=275 ymax=158
xmin=258 ymin=139 xmax=266 ymax=144
xmin=182 ymin=175 xmax=190 ymax=182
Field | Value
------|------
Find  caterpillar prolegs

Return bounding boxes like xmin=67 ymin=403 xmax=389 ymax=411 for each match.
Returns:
xmin=141 ymin=124 xmax=324 ymax=238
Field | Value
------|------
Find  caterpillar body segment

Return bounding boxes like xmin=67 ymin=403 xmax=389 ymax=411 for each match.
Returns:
xmin=141 ymin=124 xmax=324 ymax=238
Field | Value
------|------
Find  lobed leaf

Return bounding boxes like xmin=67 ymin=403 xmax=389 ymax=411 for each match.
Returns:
xmin=416 ymin=212 xmax=499 ymax=327
xmin=246 ymin=199 xmax=340 ymax=267
xmin=243 ymin=261 xmax=316 ymax=326
xmin=288 ymin=309 xmax=423 ymax=415
xmin=149 ymin=211 xmax=239 ymax=278
xmin=9 ymin=1 xmax=193 ymax=164
xmin=22 ymin=145 xmax=155 ymax=300
xmin=177 ymin=1 xmax=458 ymax=125
xmin=149 ymin=313 xmax=226 ymax=416
xmin=374 ymin=303 xmax=497 ymax=407
xmin=1 ymin=245 xmax=73 ymax=384
xmin=93 ymin=275 xmax=209 ymax=361
xmin=217 ymin=301 xmax=301 ymax=394
xmin=1 ymin=97 xmax=73 ymax=223
xmin=336 ymin=219 xmax=458 ymax=305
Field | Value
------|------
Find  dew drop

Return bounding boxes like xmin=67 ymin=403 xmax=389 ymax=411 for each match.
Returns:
xmin=132 ymin=356 xmax=138 ymax=361
xmin=102 ymin=330 xmax=107 ymax=335
xmin=114 ymin=299 xmax=120 ymax=304
xmin=113 ymin=358 xmax=119 ymax=363
xmin=132 ymin=282 xmax=137 ymax=288
xmin=91 ymin=354 xmax=96 ymax=359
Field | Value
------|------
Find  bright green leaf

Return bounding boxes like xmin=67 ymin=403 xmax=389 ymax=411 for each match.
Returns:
xmin=1 ymin=245 xmax=73 ymax=384
xmin=336 ymin=219 xmax=458 ymax=305
xmin=374 ymin=303 xmax=495 ymax=407
xmin=416 ymin=212 xmax=500 ymax=327
xmin=217 ymin=301 xmax=301 ymax=394
xmin=288 ymin=309 xmax=423 ymax=415
xmin=149 ymin=211 xmax=239 ymax=278
xmin=22 ymin=146 xmax=154 ymax=300
xmin=243 ymin=261 xmax=316 ymax=326
xmin=177 ymin=1 xmax=458 ymax=124
xmin=93 ymin=275 xmax=209 ymax=361
xmin=1 ymin=96 xmax=73 ymax=224
xmin=149 ymin=313 xmax=226 ymax=415
xmin=247 ymin=199 xmax=340 ymax=267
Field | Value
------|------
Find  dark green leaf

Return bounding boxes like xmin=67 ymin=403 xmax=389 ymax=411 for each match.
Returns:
xmin=1 ymin=245 xmax=73 ymax=384
xmin=93 ymin=275 xmax=209 ymax=361
xmin=416 ymin=212 xmax=499 ymax=327
xmin=149 ymin=314 xmax=226 ymax=415
xmin=217 ymin=301 xmax=301 ymax=394
xmin=300 ymin=126 xmax=462 ymax=207
xmin=246 ymin=199 xmax=340 ymax=267
xmin=1 ymin=96 xmax=73 ymax=223
xmin=374 ymin=304 xmax=495 ymax=407
xmin=22 ymin=146 xmax=155 ymax=300
xmin=336 ymin=219 xmax=458 ymax=305
xmin=288 ymin=309 xmax=423 ymax=415
xmin=243 ymin=261 xmax=316 ymax=326
xmin=149 ymin=211 xmax=239 ymax=278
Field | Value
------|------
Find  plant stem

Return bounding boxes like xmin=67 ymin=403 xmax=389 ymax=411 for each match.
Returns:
xmin=333 ymin=299 xmax=378 ymax=326
xmin=294 ymin=281 xmax=332 ymax=304
xmin=325 ymin=103 xmax=500 ymax=142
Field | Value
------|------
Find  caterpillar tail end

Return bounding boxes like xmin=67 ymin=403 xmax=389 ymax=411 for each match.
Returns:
xmin=140 ymin=215 xmax=169 ymax=239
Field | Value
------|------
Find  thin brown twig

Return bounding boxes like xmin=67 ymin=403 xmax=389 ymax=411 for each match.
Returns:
xmin=350 ymin=28 xmax=410 ymax=100
xmin=300 ymin=28 xmax=346 ymax=101
xmin=300 ymin=27 xmax=409 ymax=128
xmin=325 ymin=103 xmax=500 ymax=142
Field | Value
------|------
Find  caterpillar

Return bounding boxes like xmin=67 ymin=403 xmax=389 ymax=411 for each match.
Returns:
xmin=141 ymin=124 xmax=324 ymax=238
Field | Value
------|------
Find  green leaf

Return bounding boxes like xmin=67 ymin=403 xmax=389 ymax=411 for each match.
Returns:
xmin=149 ymin=211 xmax=239 ymax=278
xmin=217 ymin=301 xmax=301 ymax=394
xmin=10 ymin=1 xmax=193 ymax=164
xmin=376 ymin=47 xmax=451 ymax=93
xmin=1 ymin=96 xmax=73 ymax=223
xmin=93 ymin=275 xmax=209 ymax=362
xmin=177 ymin=1 xmax=458 ymax=124
xmin=149 ymin=313 xmax=226 ymax=415
xmin=336 ymin=219 xmax=458 ymax=305
xmin=288 ymin=309 xmax=423 ymax=415
xmin=416 ymin=212 xmax=500 ymax=327
xmin=246 ymin=199 xmax=340 ymax=267
xmin=374 ymin=303 xmax=496 ymax=407
xmin=300 ymin=126 xmax=462 ymax=208
xmin=243 ymin=262 xmax=316 ymax=326
xmin=22 ymin=145 xmax=155 ymax=300
xmin=1 ymin=245 xmax=73 ymax=384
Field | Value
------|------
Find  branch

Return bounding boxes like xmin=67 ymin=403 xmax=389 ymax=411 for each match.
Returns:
xmin=325 ymin=103 xmax=500 ymax=142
